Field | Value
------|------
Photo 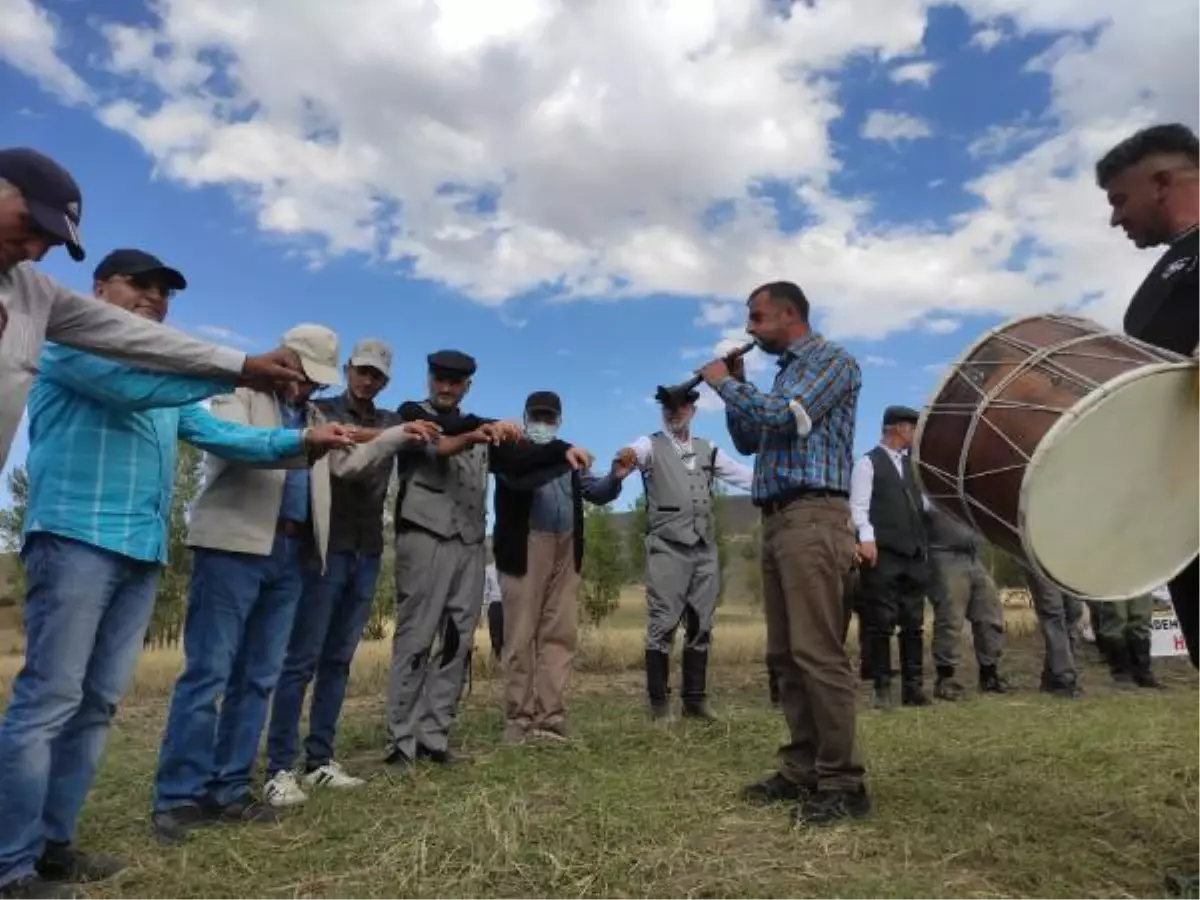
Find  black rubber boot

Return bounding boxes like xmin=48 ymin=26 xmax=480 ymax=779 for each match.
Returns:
xmin=933 ymin=664 xmax=963 ymax=701
xmin=1128 ymin=635 xmax=1165 ymax=689
xmin=978 ymin=665 xmax=1012 ymax=693
xmin=767 ymin=661 xmax=781 ymax=706
xmin=681 ymin=648 xmax=717 ymax=720
xmin=645 ymin=649 xmax=672 ymax=720
xmin=1103 ymin=637 xmax=1137 ymax=687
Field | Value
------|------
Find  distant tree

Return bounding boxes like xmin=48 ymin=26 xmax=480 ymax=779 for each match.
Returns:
xmin=145 ymin=442 xmax=203 ymax=648
xmin=625 ymin=494 xmax=647 ymax=583
xmin=582 ymin=504 xmax=624 ymax=626
xmin=0 ymin=465 xmax=30 ymax=605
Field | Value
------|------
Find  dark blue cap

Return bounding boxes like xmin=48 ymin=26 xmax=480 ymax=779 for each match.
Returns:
xmin=0 ymin=147 xmax=85 ymax=261
xmin=883 ymin=405 xmax=920 ymax=426
xmin=427 ymin=349 xmax=476 ymax=377
xmin=93 ymin=249 xmax=187 ymax=290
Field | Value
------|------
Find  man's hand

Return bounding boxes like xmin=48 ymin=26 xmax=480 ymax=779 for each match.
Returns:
xmin=346 ymin=426 xmax=384 ymax=444
xmin=240 ymin=347 xmax=304 ymax=389
xmin=402 ymin=420 xmax=442 ymax=444
xmin=479 ymin=420 xmax=523 ymax=444
xmin=612 ymin=447 xmax=638 ymax=479
xmin=303 ymin=423 xmax=357 ymax=451
xmin=566 ymin=446 xmax=594 ymax=470
xmin=697 ymin=358 xmax=730 ymax=388
xmin=857 ymin=541 xmax=878 ymax=567
xmin=726 ymin=351 xmax=746 ymax=382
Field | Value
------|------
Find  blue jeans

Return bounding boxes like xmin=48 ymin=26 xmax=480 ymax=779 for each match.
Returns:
xmin=266 ymin=551 xmax=381 ymax=774
xmin=0 ymin=534 xmax=159 ymax=888
xmin=152 ymin=534 xmax=303 ymax=813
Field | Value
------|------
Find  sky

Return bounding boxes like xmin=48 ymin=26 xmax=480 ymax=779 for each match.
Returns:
xmin=1 ymin=0 xmax=1197 ymax=512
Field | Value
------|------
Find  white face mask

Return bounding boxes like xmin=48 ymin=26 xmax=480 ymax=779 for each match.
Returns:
xmin=525 ymin=420 xmax=559 ymax=444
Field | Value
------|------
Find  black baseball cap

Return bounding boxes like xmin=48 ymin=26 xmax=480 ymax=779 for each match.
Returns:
xmin=0 ymin=147 xmax=85 ymax=261
xmin=93 ymin=249 xmax=187 ymax=290
xmin=525 ymin=390 xmax=562 ymax=416
xmin=427 ymin=349 xmax=477 ymax=378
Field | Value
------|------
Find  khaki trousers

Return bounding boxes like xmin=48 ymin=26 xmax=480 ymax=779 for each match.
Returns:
xmin=762 ymin=496 xmax=864 ymax=792
xmin=499 ymin=531 xmax=579 ymax=729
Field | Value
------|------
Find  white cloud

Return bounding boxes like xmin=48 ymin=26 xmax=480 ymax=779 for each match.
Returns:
xmin=889 ymin=60 xmax=937 ymax=86
xmin=192 ymin=324 xmax=256 ymax=346
xmin=967 ymin=120 xmax=1049 ymax=159
xmin=921 ymin=317 xmax=960 ymax=335
xmin=863 ymin=355 xmax=897 ymax=367
xmin=860 ymin=110 xmax=933 ymax=143
xmin=969 ymin=26 xmax=1005 ymax=51
xmin=4 ymin=0 xmax=1197 ymax=346
xmin=0 ymin=0 xmax=92 ymax=103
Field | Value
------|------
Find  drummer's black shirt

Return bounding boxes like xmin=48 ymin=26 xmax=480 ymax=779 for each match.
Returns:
xmin=1123 ymin=225 xmax=1199 ymax=355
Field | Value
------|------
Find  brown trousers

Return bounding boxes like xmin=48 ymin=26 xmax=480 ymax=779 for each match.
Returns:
xmin=499 ymin=531 xmax=579 ymax=729
xmin=762 ymin=495 xmax=865 ymax=792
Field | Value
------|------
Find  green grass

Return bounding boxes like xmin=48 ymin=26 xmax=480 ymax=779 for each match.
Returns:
xmin=53 ymin=633 xmax=1200 ymax=900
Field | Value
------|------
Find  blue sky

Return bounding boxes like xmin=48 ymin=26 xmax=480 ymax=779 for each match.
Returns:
xmin=2 ymin=0 xmax=1195 ymax=511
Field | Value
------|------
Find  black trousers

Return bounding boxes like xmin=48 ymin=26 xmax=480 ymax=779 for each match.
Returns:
xmin=487 ymin=601 xmax=505 ymax=660
xmin=1169 ymin=556 xmax=1198 ymax=669
xmin=855 ymin=549 xmax=930 ymax=686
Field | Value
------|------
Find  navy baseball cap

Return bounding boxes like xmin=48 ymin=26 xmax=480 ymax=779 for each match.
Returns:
xmin=0 ymin=147 xmax=85 ymax=261
xmin=93 ymin=249 xmax=187 ymax=290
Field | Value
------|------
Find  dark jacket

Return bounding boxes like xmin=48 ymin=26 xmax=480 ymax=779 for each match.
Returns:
xmin=493 ymin=464 xmax=585 ymax=577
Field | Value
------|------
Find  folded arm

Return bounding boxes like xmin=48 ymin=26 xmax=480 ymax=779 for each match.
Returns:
xmin=580 ymin=469 xmax=623 ymax=505
xmin=38 ymin=345 xmax=235 ymax=412
xmin=44 ymin=274 xmax=246 ymax=377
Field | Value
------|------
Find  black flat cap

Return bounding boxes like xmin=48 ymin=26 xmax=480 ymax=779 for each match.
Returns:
xmin=427 ymin=349 xmax=476 ymax=377
xmin=883 ymin=405 xmax=920 ymax=426
xmin=655 ymin=384 xmax=700 ymax=409
xmin=525 ymin=390 xmax=561 ymax=415
xmin=93 ymin=248 xmax=187 ymax=290
xmin=0 ymin=147 xmax=85 ymax=261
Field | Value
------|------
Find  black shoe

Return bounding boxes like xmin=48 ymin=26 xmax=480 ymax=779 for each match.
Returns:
xmin=0 ymin=876 xmax=78 ymax=899
xmin=933 ymin=676 xmax=964 ymax=701
xmin=1040 ymin=674 xmax=1083 ymax=699
xmin=741 ymin=773 xmax=814 ymax=805
xmin=36 ymin=843 xmax=125 ymax=884
xmin=871 ymin=681 xmax=893 ymax=710
xmin=383 ymin=747 xmax=414 ymax=768
xmin=214 ymin=794 xmax=281 ymax=824
xmin=151 ymin=803 xmax=218 ymax=845
xmin=901 ymin=682 xmax=931 ymax=707
xmin=792 ymin=787 xmax=871 ymax=826
xmin=978 ymin=667 xmax=1013 ymax=694
xmin=416 ymin=744 xmax=460 ymax=765
xmin=1129 ymin=636 xmax=1166 ymax=689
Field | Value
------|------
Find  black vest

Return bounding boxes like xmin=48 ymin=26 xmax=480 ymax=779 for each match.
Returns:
xmin=492 ymin=465 xmax=586 ymax=577
xmin=866 ymin=445 xmax=927 ymax=557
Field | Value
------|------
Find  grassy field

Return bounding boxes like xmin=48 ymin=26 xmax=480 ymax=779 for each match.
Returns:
xmin=1 ymin=590 xmax=1197 ymax=899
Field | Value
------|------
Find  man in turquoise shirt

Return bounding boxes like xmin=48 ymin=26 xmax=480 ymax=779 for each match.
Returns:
xmin=0 ymin=249 xmax=351 ymax=900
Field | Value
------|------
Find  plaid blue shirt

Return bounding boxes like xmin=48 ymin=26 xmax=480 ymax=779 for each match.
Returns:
xmin=23 ymin=345 xmax=305 ymax=565
xmin=717 ymin=333 xmax=860 ymax=502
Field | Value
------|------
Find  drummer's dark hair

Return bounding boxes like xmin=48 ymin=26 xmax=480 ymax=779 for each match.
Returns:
xmin=749 ymin=280 xmax=810 ymax=322
xmin=1095 ymin=123 xmax=1199 ymax=187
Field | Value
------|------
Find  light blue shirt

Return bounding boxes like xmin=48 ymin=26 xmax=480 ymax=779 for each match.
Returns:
xmin=528 ymin=470 xmax=622 ymax=533
xmin=24 ymin=344 xmax=306 ymax=565
xmin=278 ymin=400 xmax=310 ymax=522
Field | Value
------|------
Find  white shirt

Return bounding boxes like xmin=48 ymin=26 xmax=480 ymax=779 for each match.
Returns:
xmin=849 ymin=445 xmax=930 ymax=544
xmin=627 ymin=433 xmax=754 ymax=492
xmin=484 ymin=563 xmax=502 ymax=606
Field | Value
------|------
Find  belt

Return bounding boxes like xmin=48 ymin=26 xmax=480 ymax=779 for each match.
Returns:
xmin=277 ymin=518 xmax=307 ymax=537
xmin=755 ymin=487 xmax=849 ymax=515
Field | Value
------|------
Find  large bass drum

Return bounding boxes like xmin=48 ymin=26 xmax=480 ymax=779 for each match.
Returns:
xmin=913 ymin=313 xmax=1198 ymax=601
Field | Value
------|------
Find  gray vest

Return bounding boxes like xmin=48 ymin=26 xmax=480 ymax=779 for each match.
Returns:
xmin=925 ymin=505 xmax=979 ymax=554
xmin=866 ymin=445 xmax=927 ymax=557
xmin=397 ymin=436 xmax=488 ymax=545
xmin=643 ymin=433 xmax=716 ymax=547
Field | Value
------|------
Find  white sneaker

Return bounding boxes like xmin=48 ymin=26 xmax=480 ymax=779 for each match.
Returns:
xmin=302 ymin=761 xmax=364 ymax=790
xmin=263 ymin=770 xmax=308 ymax=808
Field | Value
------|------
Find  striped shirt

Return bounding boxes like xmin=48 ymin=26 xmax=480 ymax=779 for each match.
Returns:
xmin=23 ymin=344 xmax=305 ymax=565
xmin=717 ymin=333 xmax=860 ymax=502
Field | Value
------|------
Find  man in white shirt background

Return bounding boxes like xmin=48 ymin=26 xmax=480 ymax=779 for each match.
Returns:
xmin=849 ymin=405 xmax=932 ymax=709
xmin=615 ymin=384 xmax=754 ymax=721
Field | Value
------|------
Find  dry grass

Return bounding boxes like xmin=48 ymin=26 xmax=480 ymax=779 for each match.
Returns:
xmin=0 ymin=590 xmax=1196 ymax=899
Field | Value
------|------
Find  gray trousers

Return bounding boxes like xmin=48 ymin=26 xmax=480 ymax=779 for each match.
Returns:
xmin=387 ymin=529 xmax=485 ymax=757
xmin=1028 ymin=574 xmax=1083 ymax=684
xmin=644 ymin=534 xmax=718 ymax=654
xmin=929 ymin=551 xmax=1004 ymax=669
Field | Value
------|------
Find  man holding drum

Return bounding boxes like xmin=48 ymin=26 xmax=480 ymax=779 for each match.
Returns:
xmin=1096 ymin=122 xmax=1199 ymax=667
xmin=699 ymin=280 xmax=867 ymax=828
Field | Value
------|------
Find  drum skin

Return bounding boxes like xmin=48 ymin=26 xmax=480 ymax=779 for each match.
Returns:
xmin=915 ymin=314 xmax=1184 ymax=569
